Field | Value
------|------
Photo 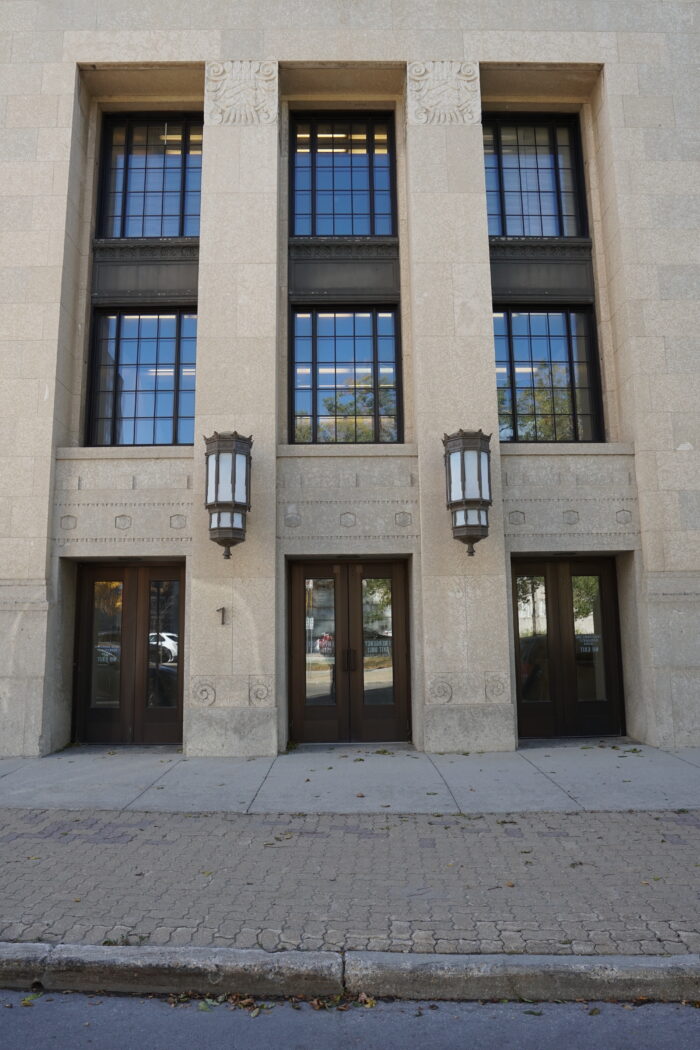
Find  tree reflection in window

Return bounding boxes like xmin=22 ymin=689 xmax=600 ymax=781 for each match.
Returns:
xmin=293 ymin=309 xmax=399 ymax=444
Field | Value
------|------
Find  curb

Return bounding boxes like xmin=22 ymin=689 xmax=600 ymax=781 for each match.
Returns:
xmin=1 ymin=943 xmax=699 ymax=1001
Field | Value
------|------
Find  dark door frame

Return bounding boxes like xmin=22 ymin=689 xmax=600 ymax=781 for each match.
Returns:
xmin=511 ymin=555 xmax=625 ymax=739
xmin=74 ymin=561 xmax=185 ymax=744
xmin=288 ymin=556 xmax=412 ymax=744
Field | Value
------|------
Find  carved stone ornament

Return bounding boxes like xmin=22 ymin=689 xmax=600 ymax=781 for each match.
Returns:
xmin=563 ymin=509 xmax=580 ymax=525
xmin=395 ymin=511 xmax=412 ymax=527
xmin=407 ymin=61 xmax=480 ymax=125
xmin=114 ymin=515 xmax=132 ymax=530
xmin=484 ymin=673 xmax=508 ymax=701
xmin=194 ymin=680 xmax=216 ymax=706
xmin=60 ymin=515 xmax=77 ymax=531
xmin=428 ymin=678 xmax=453 ymax=705
xmin=248 ymin=675 xmax=273 ymax=706
xmin=205 ymin=61 xmax=278 ymax=126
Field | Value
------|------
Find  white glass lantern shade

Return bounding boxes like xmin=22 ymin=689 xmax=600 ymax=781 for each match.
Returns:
xmin=204 ymin=432 xmax=252 ymax=558
xmin=442 ymin=429 xmax=492 ymax=555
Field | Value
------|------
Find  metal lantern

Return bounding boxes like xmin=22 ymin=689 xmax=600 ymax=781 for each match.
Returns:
xmin=442 ymin=429 xmax=492 ymax=555
xmin=204 ymin=431 xmax=252 ymax=558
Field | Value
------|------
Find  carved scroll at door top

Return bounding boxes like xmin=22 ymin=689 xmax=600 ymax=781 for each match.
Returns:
xmin=407 ymin=61 xmax=480 ymax=125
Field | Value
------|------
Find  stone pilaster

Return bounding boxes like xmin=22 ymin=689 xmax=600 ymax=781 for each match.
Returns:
xmin=405 ymin=61 xmax=516 ymax=751
xmin=185 ymin=60 xmax=280 ymax=756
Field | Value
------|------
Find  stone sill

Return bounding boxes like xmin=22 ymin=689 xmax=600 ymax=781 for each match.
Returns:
xmin=277 ymin=444 xmax=418 ymax=458
xmin=500 ymin=443 xmax=634 ymax=457
xmin=56 ymin=447 xmax=194 ymax=461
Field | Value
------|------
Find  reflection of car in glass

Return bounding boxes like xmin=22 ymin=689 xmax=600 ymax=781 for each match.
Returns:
xmin=148 ymin=632 xmax=178 ymax=663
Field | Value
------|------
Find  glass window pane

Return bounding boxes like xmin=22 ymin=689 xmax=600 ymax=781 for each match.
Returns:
xmin=516 ymin=575 xmax=550 ymax=702
xmin=292 ymin=309 xmax=399 ymax=444
xmin=362 ymin=578 xmax=394 ymax=706
xmin=293 ymin=115 xmax=394 ymax=234
xmin=483 ymin=118 xmax=583 ymax=237
xmin=147 ymin=580 xmax=179 ymax=709
xmin=91 ymin=581 xmax=123 ymax=708
xmin=572 ymin=576 xmax=607 ymax=701
xmin=92 ymin=311 xmax=196 ymax=447
xmin=100 ymin=116 xmax=202 ymax=237
xmin=304 ymin=578 xmax=337 ymax=706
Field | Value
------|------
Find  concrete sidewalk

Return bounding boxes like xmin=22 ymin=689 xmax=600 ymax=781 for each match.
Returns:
xmin=1 ymin=739 xmax=700 ymax=814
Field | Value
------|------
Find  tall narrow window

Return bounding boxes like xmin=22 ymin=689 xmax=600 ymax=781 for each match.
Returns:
xmin=90 ymin=310 xmax=197 ymax=446
xmin=291 ymin=114 xmax=395 ymax=236
xmin=100 ymin=115 xmax=203 ymax=238
xmin=494 ymin=309 xmax=601 ymax=442
xmin=483 ymin=117 xmax=585 ymax=237
xmin=292 ymin=308 xmax=400 ymax=444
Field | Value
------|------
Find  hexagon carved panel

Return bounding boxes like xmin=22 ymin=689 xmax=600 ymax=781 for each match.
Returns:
xmin=407 ymin=61 xmax=480 ymax=125
xmin=205 ymin=60 xmax=278 ymax=125
xmin=114 ymin=515 xmax=132 ymax=530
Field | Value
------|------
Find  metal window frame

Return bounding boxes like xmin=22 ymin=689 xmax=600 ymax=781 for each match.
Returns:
xmin=86 ymin=305 xmax=197 ymax=447
xmin=483 ymin=113 xmax=589 ymax=240
xmin=288 ymin=303 xmax=404 ymax=446
xmin=97 ymin=112 xmax=203 ymax=240
xmin=289 ymin=111 xmax=398 ymax=238
xmin=495 ymin=304 xmax=604 ymax=444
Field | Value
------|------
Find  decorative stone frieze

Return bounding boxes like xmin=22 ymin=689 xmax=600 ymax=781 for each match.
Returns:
xmin=407 ymin=61 xmax=480 ymax=125
xmin=205 ymin=60 xmax=278 ymax=126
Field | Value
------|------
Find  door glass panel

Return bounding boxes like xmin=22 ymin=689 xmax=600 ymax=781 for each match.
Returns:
xmin=515 ymin=575 xmax=550 ymax=702
xmin=90 ymin=581 xmax=123 ymax=708
xmin=305 ymin=577 xmax=336 ymax=706
xmin=362 ymin=577 xmax=394 ymax=706
xmin=572 ymin=575 xmax=606 ymax=701
xmin=147 ymin=579 xmax=179 ymax=708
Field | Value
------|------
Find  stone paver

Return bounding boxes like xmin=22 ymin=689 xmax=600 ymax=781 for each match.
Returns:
xmin=1 ymin=807 xmax=698 ymax=956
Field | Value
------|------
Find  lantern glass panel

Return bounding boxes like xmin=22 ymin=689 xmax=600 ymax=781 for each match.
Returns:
xmin=233 ymin=512 xmax=243 ymax=529
xmin=481 ymin=450 xmax=490 ymax=500
xmin=234 ymin=452 xmax=247 ymax=504
xmin=206 ymin=454 xmax=216 ymax=504
xmin=218 ymin=452 xmax=233 ymax=502
xmin=464 ymin=450 xmax=479 ymax=499
xmin=449 ymin=451 xmax=462 ymax=502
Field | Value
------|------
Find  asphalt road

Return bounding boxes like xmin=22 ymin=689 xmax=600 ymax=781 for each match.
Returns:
xmin=2 ymin=990 xmax=700 ymax=1050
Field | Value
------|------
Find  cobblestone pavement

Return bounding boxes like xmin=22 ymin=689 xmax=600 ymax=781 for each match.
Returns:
xmin=1 ymin=808 xmax=698 ymax=956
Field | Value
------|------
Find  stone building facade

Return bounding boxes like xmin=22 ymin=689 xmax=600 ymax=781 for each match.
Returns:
xmin=1 ymin=0 xmax=698 ymax=757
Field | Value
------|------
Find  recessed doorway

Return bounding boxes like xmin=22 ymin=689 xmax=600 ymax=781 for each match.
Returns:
xmin=513 ymin=557 xmax=624 ymax=738
xmin=289 ymin=560 xmax=411 ymax=743
xmin=75 ymin=563 xmax=184 ymax=744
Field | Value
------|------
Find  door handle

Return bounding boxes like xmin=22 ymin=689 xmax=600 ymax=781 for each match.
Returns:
xmin=341 ymin=649 xmax=358 ymax=672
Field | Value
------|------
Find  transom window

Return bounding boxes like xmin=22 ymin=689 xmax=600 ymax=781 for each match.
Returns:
xmin=99 ymin=115 xmax=202 ymax=238
xmin=494 ymin=309 xmax=600 ymax=442
xmin=90 ymin=310 xmax=197 ymax=446
xmin=483 ymin=117 xmax=585 ymax=237
xmin=291 ymin=114 xmax=395 ymax=236
xmin=292 ymin=308 xmax=400 ymax=443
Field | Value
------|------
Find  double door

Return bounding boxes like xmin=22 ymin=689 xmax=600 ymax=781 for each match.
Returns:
xmin=290 ymin=560 xmax=410 ymax=742
xmin=75 ymin=563 xmax=184 ymax=743
xmin=513 ymin=558 xmax=623 ymax=738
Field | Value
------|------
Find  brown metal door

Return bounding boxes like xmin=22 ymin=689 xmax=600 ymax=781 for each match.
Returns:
xmin=289 ymin=560 xmax=411 ymax=743
xmin=75 ymin=564 xmax=184 ymax=744
xmin=513 ymin=558 xmax=624 ymax=738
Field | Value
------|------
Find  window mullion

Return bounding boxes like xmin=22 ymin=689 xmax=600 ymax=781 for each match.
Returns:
xmin=121 ymin=121 xmax=132 ymax=239
xmin=368 ymin=119 xmax=376 ymax=236
xmin=173 ymin=311 xmax=182 ymax=445
xmin=508 ymin=310 xmax=518 ymax=442
xmin=311 ymin=310 xmax=318 ymax=444
xmin=112 ymin=312 xmax=121 ymax=446
xmin=567 ymin=310 xmax=579 ymax=442
xmin=497 ymin=123 xmax=507 ymax=237
xmin=550 ymin=123 xmax=566 ymax=238
xmin=179 ymin=120 xmax=188 ymax=237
